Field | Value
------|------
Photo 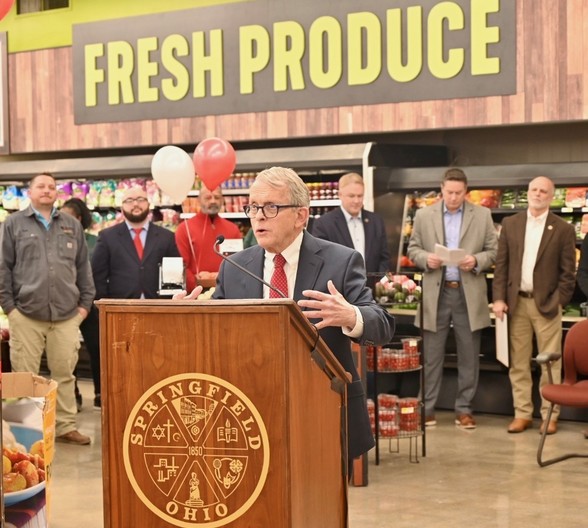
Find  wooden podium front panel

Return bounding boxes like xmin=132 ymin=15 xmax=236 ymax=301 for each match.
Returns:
xmin=99 ymin=301 xmax=346 ymax=528
xmin=286 ymin=315 xmax=346 ymax=528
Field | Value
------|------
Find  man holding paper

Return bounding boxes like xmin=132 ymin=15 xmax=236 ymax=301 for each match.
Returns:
xmin=408 ymin=168 xmax=498 ymax=429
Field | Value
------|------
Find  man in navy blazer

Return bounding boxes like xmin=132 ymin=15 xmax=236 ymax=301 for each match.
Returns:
xmin=311 ymin=172 xmax=391 ymax=274
xmin=182 ymin=167 xmax=395 ymax=462
xmin=91 ymin=186 xmax=180 ymax=299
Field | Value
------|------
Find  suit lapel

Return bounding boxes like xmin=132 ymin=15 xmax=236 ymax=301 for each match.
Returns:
xmin=432 ymin=202 xmax=445 ymax=244
xmin=142 ymin=224 xmax=155 ymax=261
xmin=240 ymin=247 xmax=264 ymax=298
xmin=362 ymin=211 xmax=373 ymax=257
xmin=293 ymin=232 xmax=323 ymax=301
xmin=459 ymin=203 xmax=474 ymax=243
xmin=535 ymin=213 xmax=557 ymax=263
xmin=333 ymin=209 xmax=354 ymax=247
xmin=511 ymin=212 xmax=527 ymax=264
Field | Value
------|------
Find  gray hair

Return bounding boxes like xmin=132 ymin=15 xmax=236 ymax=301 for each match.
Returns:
xmin=254 ymin=167 xmax=310 ymax=207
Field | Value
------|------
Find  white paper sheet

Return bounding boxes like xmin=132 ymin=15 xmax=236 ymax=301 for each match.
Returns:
xmin=434 ymin=243 xmax=466 ymax=266
xmin=495 ymin=315 xmax=509 ymax=367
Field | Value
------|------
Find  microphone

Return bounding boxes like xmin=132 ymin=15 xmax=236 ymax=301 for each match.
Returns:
xmin=213 ymin=235 xmax=287 ymax=298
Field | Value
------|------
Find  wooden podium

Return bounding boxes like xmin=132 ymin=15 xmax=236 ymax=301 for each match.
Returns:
xmin=96 ymin=299 xmax=350 ymax=528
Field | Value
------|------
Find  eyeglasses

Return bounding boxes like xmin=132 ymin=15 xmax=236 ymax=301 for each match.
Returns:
xmin=243 ymin=204 xmax=299 ymax=218
xmin=122 ymin=197 xmax=148 ymax=205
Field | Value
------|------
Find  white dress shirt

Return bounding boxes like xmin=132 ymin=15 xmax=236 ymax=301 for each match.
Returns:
xmin=520 ymin=209 xmax=548 ymax=293
xmin=341 ymin=207 xmax=365 ymax=261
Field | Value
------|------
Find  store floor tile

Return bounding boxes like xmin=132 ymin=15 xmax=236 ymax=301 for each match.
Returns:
xmin=49 ymin=381 xmax=587 ymax=527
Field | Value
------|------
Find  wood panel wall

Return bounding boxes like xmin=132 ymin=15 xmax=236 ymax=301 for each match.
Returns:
xmin=7 ymin=0 xmax=588 ymax=154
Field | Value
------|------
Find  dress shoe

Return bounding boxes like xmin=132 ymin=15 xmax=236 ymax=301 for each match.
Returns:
xmin=539 ymin=420 xmax=557 ymax=435
xmin=507 ymin=418 xmax=532 ymax=433
xmin=56 ymin=430 xmax=91 ymax=445
xmin=425 ymin=415 xmax=437 ymax=426
xmin=455 ymin=413 xmax=476 ymax=429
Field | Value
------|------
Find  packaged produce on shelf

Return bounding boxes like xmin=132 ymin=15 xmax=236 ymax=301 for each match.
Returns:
xmin=563 ymin=303 xmax=582 ymax=317
xmin=466 ymin=189 xmax=501 ymax=208
xmin=2 ymin=185 xmax=28 ymax=211
xmin=378 ymin=393 xmax=399 ymax=409
xmin=398 ymin=397 xmax=420 ymax=433
xmin=414 ymin=190 xmax=441 ymax=208
xmin=71 ymin=181 xmax=89 ymax=201
xmin=560 ymin=215 xmax=574 ymax=226
xmin=56 ymin=181 xmax=73 ymax=206
xmin=378 ymin=408 xmax=399 ymax=438
xmin=402 ymin=215 xmax=412 ymax=237
xmin=500 ymin=189 xmax=517 ymax=208
xmin=550 ymin=187 xmax=566 ymax=208
xmin=145 ymin=179 xmax=162 ymax=206
xmin=516 ymin=189 xmax=528 ymax=207
xmin=182 ymin=196 xmax=200 ymax=214
xmin=401 ymin=337 xmax=421 ymax=355
xmin=98 ymin=180 xmax=117 ymax=208
xmin=374 ymin=273 xmax=421 ymax=308
xmin=370 ymin=395 xmax=400 ymax=438
xmin=155 ymin=208 xmax=181 ymax=230
xmin=574 ymin=220 xmax=585 ymax=240
xmin=565 ymin=187 xmax=588 ymax=208
xmin=220 ymin=172 xmax=256 ymax=190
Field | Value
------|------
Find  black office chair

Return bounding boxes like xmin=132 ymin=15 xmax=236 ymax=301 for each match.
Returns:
xmin=536 ymin=319 xmax=588 ymax=467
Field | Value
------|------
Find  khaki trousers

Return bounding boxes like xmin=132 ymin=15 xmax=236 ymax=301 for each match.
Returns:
xmin=509 ymin=296 xmax=562 ymax=421
xmin=8 ymin=310 xmax=83 ymax=436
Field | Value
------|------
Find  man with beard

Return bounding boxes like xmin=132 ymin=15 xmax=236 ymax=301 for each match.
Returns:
xmin=175 ymin=184 xmax=242 ymax=292
xmin=91 ymin=185 xmax=180 ymax=299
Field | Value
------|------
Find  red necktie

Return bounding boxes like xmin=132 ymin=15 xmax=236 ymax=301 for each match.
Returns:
xmin=270 ymin=254 xmax=288 ymax=298
xmin=133 ymin=228 xmax=144 ymax=260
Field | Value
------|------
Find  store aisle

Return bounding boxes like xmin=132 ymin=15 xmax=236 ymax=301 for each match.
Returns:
xmin=49 ymin=381 xmax=587 ymax=528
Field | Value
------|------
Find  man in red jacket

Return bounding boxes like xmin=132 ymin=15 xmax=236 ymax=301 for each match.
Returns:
xmin=175 ymin=184 xmax=242 ymax=292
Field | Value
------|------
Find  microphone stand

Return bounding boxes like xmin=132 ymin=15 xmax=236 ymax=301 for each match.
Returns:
xmin=212 ymin=236 xmax=287 ymax=298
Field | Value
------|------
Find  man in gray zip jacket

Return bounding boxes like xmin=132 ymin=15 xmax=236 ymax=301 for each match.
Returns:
xmin=0 ymin=172 xmax=95 ymax=445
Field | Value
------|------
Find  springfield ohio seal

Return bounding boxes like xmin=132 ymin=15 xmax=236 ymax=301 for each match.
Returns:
xmin=123 ymin=373 xmax=270 ymax=527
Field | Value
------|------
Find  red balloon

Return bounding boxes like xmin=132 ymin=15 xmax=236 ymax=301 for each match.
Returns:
xmin=0 ymin=0 xmax=14 ymax=22
xmin=193 ymin=137 xmax=236 ymax=190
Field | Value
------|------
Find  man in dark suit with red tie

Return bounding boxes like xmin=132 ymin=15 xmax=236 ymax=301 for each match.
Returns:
xmin=181 ymin=167 xmax=395 ymax=463
xmin=310 ymin=172 xmax=391 ymax=274
xmin=91 ymin=186 xmax=180 ymax=300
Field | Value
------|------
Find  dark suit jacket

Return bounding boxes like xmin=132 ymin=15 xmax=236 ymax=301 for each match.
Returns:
xmin=92 ymin=222 xmax=180 ymax=299
xmin=310 ymin=207 xmax=391 ymax=273
xmin=213 ymin=231 xmax=395 ymax=458
xmin=493 ymin=211 xmax=576 ymax=318
xmin=577 ymin=236 xmax=588 ymax=298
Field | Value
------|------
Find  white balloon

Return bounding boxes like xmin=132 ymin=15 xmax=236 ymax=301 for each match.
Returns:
xmin=151 ymin=146 xmax=195 ymax=204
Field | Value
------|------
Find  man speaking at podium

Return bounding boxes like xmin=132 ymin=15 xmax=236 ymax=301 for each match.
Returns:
xmin=180 ymin=166 xmax=395 ymax=462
